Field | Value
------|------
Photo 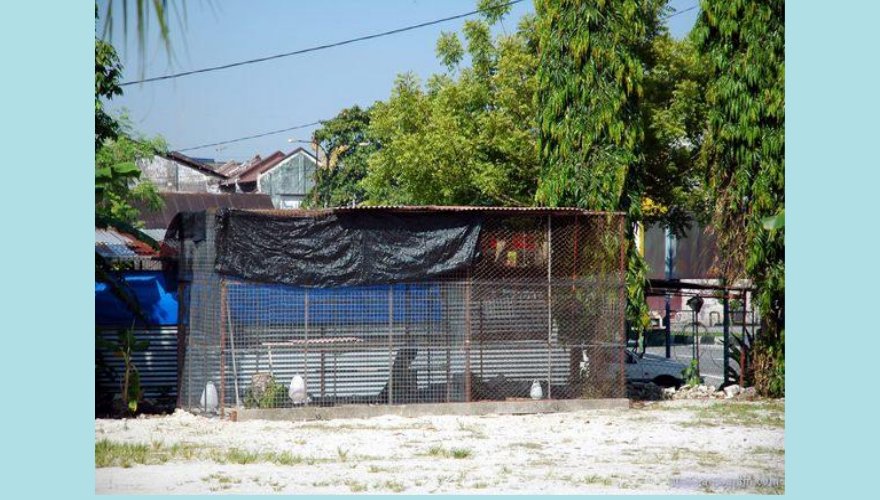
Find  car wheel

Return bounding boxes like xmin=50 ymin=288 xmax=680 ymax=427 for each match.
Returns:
xmin=652 ymin=375 xmax=681 ymax=389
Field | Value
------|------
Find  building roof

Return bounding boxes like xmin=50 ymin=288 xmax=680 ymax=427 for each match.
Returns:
xmin=95 ymin=228 xmax=158 ymax=259
xmin=245 ymin=205 xmax=625 ymax=217
xmin=161 ymin=151 xmax=229 ymax=179
xmin=133 ymin=192 xmax=276 ymax=230
xmin=224 ymin=150 xmax=288 ymax=185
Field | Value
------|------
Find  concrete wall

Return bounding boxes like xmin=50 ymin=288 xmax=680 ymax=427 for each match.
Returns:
xmin=138 ymin=156 xmax=224 ymax=193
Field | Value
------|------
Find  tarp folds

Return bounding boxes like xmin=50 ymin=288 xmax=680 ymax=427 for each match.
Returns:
xmin=95 ymin=271 xmax=178 ymax=326
xmin=214 ymin=209 xmax=483 ymax=287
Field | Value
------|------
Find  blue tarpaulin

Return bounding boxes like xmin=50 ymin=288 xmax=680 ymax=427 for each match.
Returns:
xmin=96 ymin=273 xmax=444 ymax=328
xmin=95 ymin=271 xmax=179 ymax=326
xmin=227 ymin=282 xmax=443 ymax=326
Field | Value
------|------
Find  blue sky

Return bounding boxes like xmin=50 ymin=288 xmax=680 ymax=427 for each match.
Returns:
xmin=102 ymin=0 xmax=700 ymax=162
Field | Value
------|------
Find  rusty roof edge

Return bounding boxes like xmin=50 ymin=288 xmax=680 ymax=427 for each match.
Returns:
xmin=234 ymin=205 xmax=626 ymax=217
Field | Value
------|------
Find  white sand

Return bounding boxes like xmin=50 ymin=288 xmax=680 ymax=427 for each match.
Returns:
xmin=95 ymin=399 xmax=784 ymax=494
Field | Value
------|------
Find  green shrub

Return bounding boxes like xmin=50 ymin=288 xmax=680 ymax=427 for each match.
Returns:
xmin=243 ymin=378 xmax=287 ymax=409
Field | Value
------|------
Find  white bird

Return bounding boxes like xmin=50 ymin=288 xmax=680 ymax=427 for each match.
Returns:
xmin=530 ymin=380 xmax=543 ymax=400
xmin=200 ymin=381 xmax=219 ymax=413
xmin=289 ymin=374 xmax=308 ymax=404
xmin=579 ymin=351 xmax=591 ymax=379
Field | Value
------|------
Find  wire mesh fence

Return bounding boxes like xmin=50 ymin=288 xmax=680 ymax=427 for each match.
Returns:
xmin=168 ymin=208 xmax=627 ymax=415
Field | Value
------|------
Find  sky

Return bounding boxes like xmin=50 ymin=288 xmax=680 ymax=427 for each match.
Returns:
xmin=101 ymin=0 xmax=700 ymax=162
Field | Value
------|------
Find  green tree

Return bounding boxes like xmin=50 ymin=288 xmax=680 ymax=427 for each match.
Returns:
xmin=641 ymin=34 xmax=712 ymax=232
xmin=95 ymin=116 xmax=166 ymax=227
xmin=692 ymin=0 xmax=785 ymax=395
xmin=305 ymin=106 xmax=375 ymax=208
xmin=534 ymin=0 xmax=666 ymax=334
xmin=362 ymin=7 xmax=540 ymax=206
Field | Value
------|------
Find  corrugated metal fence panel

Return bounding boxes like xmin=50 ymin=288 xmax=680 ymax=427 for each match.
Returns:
xmin=96 ymin=327 xmax=178 ymax=400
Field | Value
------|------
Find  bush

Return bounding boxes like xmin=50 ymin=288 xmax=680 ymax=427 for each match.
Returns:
xmin=243 ymin=378 xmax=287 ymax=409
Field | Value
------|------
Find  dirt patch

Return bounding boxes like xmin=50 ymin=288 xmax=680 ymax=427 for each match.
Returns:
xmin=95 ymin=399 xmax=784 ymax=494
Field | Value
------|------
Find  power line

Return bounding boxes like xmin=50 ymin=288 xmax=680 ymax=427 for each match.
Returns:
xmin=177 ymin=121 xmax=322 ymax=152
xmin=121 ymin=0 xmax=525 ymax=86
xmin=175 ymin=2 xmax=700 ymax=153
xmin=665 ymin=4 xmax=699 ymax=20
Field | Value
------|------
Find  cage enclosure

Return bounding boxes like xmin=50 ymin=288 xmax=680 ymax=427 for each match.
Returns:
xmin=164 ymin=206 xmax=627 ymax=415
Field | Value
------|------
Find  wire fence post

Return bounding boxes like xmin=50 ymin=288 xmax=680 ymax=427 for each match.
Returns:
xmin=304 ymin=288 xmax=309 ymax=407
xmin=219 ymin=279 xmax=227 ymax=418
xmin=388 ymin=285 xmax=394 ymax=405
xmin=464 ymin=273 xmax=472 ymax=403
xmin=546 ymin=214 xmax=553 ymax=400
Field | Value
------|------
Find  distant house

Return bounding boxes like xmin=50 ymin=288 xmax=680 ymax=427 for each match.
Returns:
xmin=222 ymin=148 xmax=318 ymax=208
xmin=137 ymin=151 xmax=231 ymax=193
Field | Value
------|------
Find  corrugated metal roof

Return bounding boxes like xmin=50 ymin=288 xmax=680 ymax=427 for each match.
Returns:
xmin=95 ymin=228 xmax=157 ymax=259
xmin=242 ymin=205 xmax=625 ymax=217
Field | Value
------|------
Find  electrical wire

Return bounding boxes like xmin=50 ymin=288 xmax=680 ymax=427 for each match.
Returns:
xmin=121 ymin=0 xmax=525 ymax=86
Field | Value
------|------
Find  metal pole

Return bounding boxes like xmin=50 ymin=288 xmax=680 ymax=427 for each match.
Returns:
xmin=546 ymin=215 xmax=553 ymax=400
xmin=388 ymin=285 xmax=394 ymax=405
xmin=722 ymin=288 xmax=730 ymax=385
xmin=464 ymin=274 xmax=472 ymax=403
xmin=304 ymin=289 xmax=309 ymax=407
xmin=664 ymin=227 xmax=675 ymax=359
xmin=219 ymin=280 xmax=227 ymax=418
xmin=176 ymin=282 xmax=187 ymax=409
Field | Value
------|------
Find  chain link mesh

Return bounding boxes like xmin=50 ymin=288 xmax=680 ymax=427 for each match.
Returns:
xmin=174 ymin=210 xmax=626 ymax=415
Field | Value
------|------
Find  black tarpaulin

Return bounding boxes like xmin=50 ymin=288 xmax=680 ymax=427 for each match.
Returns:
xmin=214 ymin=209 xmax=483 ymax=287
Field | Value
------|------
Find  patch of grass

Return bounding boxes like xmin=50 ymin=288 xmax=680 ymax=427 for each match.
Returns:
xmin=368 ymin=465 xmax=392 ymax=473
xmin=424 ymin=445 xmax=472 ymax=459
xmin=472 ymin=481 xmax=489 ymax=489
xmin=345 ymin=480 xmax=368 ymax=492
xmin=510 ymin=441 xmax=543 ymax=450
xmin=680 ymin=401 xmax=785 ymax=429
xmin=273 ymin=451 xmax=305 ymax=466
xmin=96 ymin=440 xmax=150 ymax=468
xmin=456 ymin=421 xmax=487 ymax=439
xmin=752 ymin=446 xmax=785 ymax=456
xmin=381 ymin=480 xmax=406 ymax=493
xmin=203 ymin=472 xmax=241 ymax=485
xmin=220 ymin=448 xmax=259 ymax=464
xmin=96 ymin=439 xmax=324 ymax=469
xmin=582 ymin=474 xmax=613 ymax=486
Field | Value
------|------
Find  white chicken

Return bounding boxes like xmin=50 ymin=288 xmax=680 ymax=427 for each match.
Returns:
xmin=200 ymin=381 xmax=219 ymax=413
xmin=289 ymin=374 xmax=309 ymax=404
xmin=530 ymin=380 xmax=543 ymax=400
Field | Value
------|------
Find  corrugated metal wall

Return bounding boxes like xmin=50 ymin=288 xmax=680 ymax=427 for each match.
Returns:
xmin=96 ymin=327 xmax=178 ymax=402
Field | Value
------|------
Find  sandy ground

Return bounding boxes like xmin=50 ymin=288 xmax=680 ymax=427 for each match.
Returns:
xmin=95 ymin=399 xmax=784 ymax=494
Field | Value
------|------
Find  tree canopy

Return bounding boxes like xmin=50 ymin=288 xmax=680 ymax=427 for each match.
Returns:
xmin=693 ymin=0 xmax=785 ymax=395
xmin=360 ymin=9 xmax=540 ymax=206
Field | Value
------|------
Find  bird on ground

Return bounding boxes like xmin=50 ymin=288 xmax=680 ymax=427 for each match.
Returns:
xmin=200 ymin=381 xmax=219 ymax=413
xmin=289 ymin=374 xmax=308 ymax=404
xmin=530 ymin=380 xmax=543 ymax=400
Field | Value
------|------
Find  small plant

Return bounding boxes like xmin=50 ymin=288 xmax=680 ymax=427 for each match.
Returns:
xmin=382 ymin=480 xmax=406 ymax=493
xmin=243 ymin=378 xmax=287 ymax=409
xmin=681 ymin=359 xmax=702 ymax=387
xmin=451 ymin=448 xmax=473 ymax=459
xmin=97 ymin=328 xmax=149 ymax=414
